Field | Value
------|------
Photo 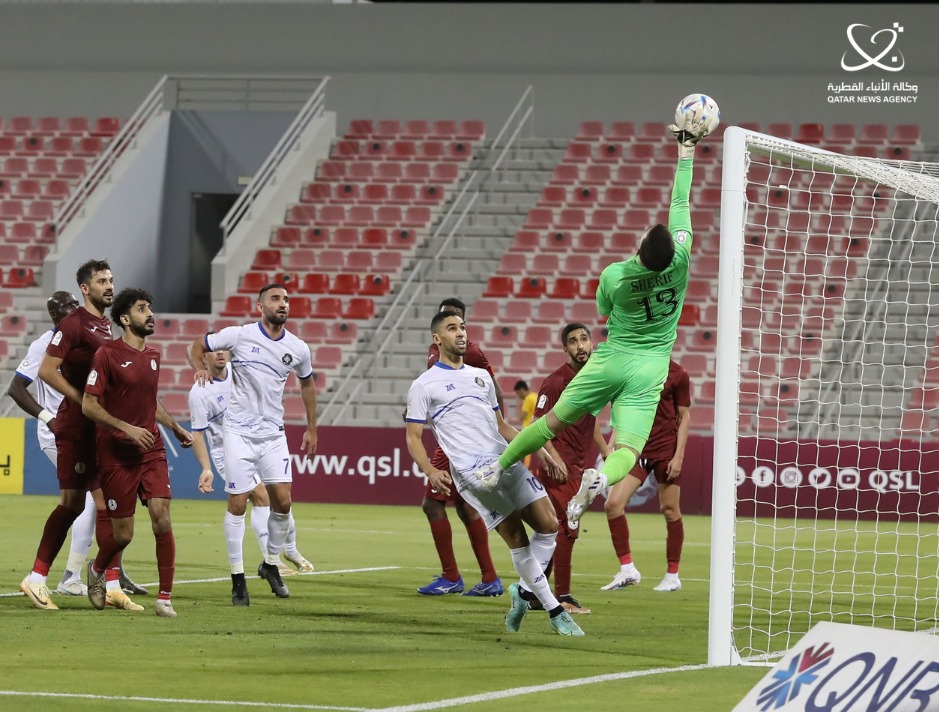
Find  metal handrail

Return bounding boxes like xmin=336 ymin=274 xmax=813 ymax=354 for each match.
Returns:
xmin=320 ymin=86 xmax=535 ymax=425
xmin=54 ymin=76 xmax=169 ymax=237
xmin=220 ymin=76 xmax=330 ymax=249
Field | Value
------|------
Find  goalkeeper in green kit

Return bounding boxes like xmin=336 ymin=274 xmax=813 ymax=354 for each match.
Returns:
xmin=471 ymin=98 xmax=718 ymax=530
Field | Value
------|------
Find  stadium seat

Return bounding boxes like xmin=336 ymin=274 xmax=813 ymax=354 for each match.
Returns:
xmin=599 ymin=186 xmax=629 ymax=208
xmin=891 ymin=124 xmax=921 ymax=145
xmin=391 ymin=141 xmax=417 ymax=159
xmin=538 ymin=186 xmax=566 ymax=207
xmin=75 ymin=137 xmax=103 ymax=157
xmin=315 ymin=347 xmax=343 ymax=370
xmin=543 ymin=231 xmax=573 ymax=252
xmin=344 ymin=297 xmax=375 ymax=320
xmin=508 ymin=350 xmax=539 ymax=374
xmin=549 ymin=278 xmax=580 ymax=299
xmin=489 ymin=325 xmax=518 ymax=347
xmin=26 ymin=201 xmax=53 ymax=222
xmin=626 ymin=143 xmax=656 ymax=162
xmin=563 ymin=142 xmax=593 ymax=162
xmin=472 ymin=299 xmax=500 ymax=322
xmin=272 ymin=224 xmax=305 ymax=249
xmin=576 ymin=121 xmax=604 ymax=141
xmin=58 ymin=158 xmax=88 ymax=179
xmin=298 ymin=273 xmax=330 ymax=294
xmin=330 ymin=321 xmax=358 ymax=344
xmin=346 ymin=251 xmax=374 ymax=271
xmin=533 ymin=301 xmax=566 ymax=324
xmin=483 ymin=276 xmax=514 ymax=298
xmin=0 ymin=244 xmax=18 ymax=263
xmin=288 ymin=296 xmax=312 ymax=319
xmin=93 ymin=117 xmax=121 ymax=136
xmin=374 ymin=120 xmax=402 ymax=138
xmin=21 ymin=244 xmax=48 ymax=266
xmin=430 ymin=120 xmax=458 ymax=139
xmin=360 ymin=228 xmax=387 ymax=249
xmin=795 ymin=123 xmax=824 ymax=144
xmin=390 ymin=228 xmax=416 ymax=249
xmin=607 ymin=121 xmax=635 ymax=140
xmin=575 ymin=231 xmax=604 ymax=253
xmin=612 ymin=165 xmax=643 ymax=185
xmin=159 ymin=393 xmax=190 ymax=420
xmin=447 ymin=141 xmax=473 ymax=161
xmin=332 ymin=183 xmax=360 ymax=202
xmin=273 ymin=271 xmax=299 ymax=289
xmin=516 ymin=277 xmax=547 ymax=298
xmin=239 ymin=271 xmax=269 ymax=294
xmin=312 ymin=297 xmax=343 ymax=319
xmin=3 ymin=267 xmax=36 ymax=287
xmin=571 ymin=186 xmax=598 ymax=205
xmin=331 ymin=227 xmax=360 ymax=248
xmin=0 ymin=136 xmax=15 ymax=154
xmin=360 ymin=274 xmax=391 ymax=296
xmin=551 ymin=165 xmax=579 ymax=185
xmin=509 ymin=230 xmax=539 ymax=253
xmin=569 ymin=301 xmax=601 ymax=326
xmin=315 ymin=250 xmax=344 ymax=271
xmin=346 ymin=119 xmax=373 ymax=139
xmin=251 ymin=249 xmax=282 ymax=270
xmin=0 ymin=314 xmax=27 ymax=337
xmin=417 ymin=141 xmax=444 ymax=161
xmin=827 ymin=123 xmax=856 ymax=145
xmin=330 ymin=274 xmax=361 ymax=295
xmin=219 ymin=295 xmax=252 ymax=317
xmin=531 ymin=254 xmax=559 ymax=274
xmin=286 ymin=205 xmax=317 ymax=225
xmin=182 ymin=318 xmax=210 ymax=339
xmin=388 ymin=184 xmax=415 ymax=203
xmin=557 ymin=208 xmax=585 ymax=230
xmin=430 ymin=163 xmax=458 ymax=184
xmin=498 ymin=252 xmax=526 ymax=273
xmin=859 ymin=124 xmax=888 ymax=144
xmin=541 ymin=350 xmax=567 ymax=372
xmin=582 ymin=164 xmax=611 ymax=185
xmin=319 ymin=161 xmax=346 ymax=181
xmin=43 ymin=179 xmax=70 ymax=198
xmin=457 ymin=120 xmax=485 ymax=141
xmin=560 ymin=254 xmax=593 ymax=277
xmin=503 ymin=300 xmax=533 ymax=323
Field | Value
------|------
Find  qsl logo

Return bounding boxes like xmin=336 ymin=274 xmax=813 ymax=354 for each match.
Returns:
xmin=759 ymin=643 xmax=835 ymax=710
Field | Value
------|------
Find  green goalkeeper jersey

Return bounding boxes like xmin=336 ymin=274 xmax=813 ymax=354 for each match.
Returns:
xmin=596 ymin=157 xmax=694 ymax=356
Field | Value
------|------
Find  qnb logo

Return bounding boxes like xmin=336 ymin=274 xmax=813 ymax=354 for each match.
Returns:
xmin=758 ymin=643 xmax=835 ymax=710
xmin=841 ymin=22 xmax=905 ymax=72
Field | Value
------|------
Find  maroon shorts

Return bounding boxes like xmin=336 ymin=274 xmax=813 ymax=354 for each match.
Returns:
xmin=55 ymin=426 xmax=100 ymax=491
xmin=100 ymin=456 xmax=171 ymax=519
xmin=423 ymin=447 xmax=465 ymax=504
xmin=537 ymin=469 xmax=582 ymax=539
xmin=627 ymin=457 xmax=682 ymax=486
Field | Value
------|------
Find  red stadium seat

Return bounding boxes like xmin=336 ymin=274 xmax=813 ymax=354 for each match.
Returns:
xmin=489 ymin=325 xmax=518 ymax=347
xmin=330 ymin=321 xmax=358 ymax=344
xmin=332 ymin=183 xmax=360 ymax=202
xmin=12 ymin=178 xmax=40 ymax=199
xmin=551 ymin=165 xmax=579 ymax=185
xmin=287 ymin=248 xmax=318 ymax=271
xmin=59 ymin=158 xmax=88 ymax=179
xmin=543 ymin=231 xmax=573 ymax=252
xmin=93 ymin=117 xmax=121 ymax=136
xmin=332 ymin=227 xmax=360 ymax=248
xmin=3 ymin=267 xmax=36 ymax=288
xmin=859 ymin=124 xmax=888 ymax=144
xmin=21 ymin=244 xmax=48 ymax=266
xmin=457 ymin=121 xmax=485 ymax=141
xmin=430 ymin=163 xmax=458 ymax=184
xmin=417 ymin=141 xmax=444 ymax=161
xmin=347 ymin=119 xmax=373 ymax=138
xmin=312 ymin=297 xmax=343 ymax=319
xmin=516 ymin=277 xmax=547 ymax=298
xmin=795 ymin=123 xmax=824 ymax=144
xmin=508 ymin=350 xmax=539 ymax=374
xmin=576 ymin=121 xmax=604 ymax=141
xmin=273 ymin=271 xmax=299 ymax=289
xmin=182 ymin=318 xmax=210 ymax=339
xmin=607 ymin=122 xmax=635 ymax=140
xmin=430 ymin=120 xmax=458 ymax=139
xmin=315 ymin=346 xmax=344 ymax=370
xmin=333 ymin=140 xmax=360 ymax=158
xmin=582 ymin=164 xmax=611 ymax=185
xmin=891 ymin=124 xmax=921 ymax=145
xmin=288 ymin=297 xmax=312 ymax=319
xmin=594 ymin=142 xmax=624 ymax=162
xmin=219 ymin=295 xmax=252 ymax=317
xmin=549 ymin=278 xmax=580 ymax=299
xmin=538 ymin=186 xmax=566 ymax=207
xmin=613 ymin=165 xmax=644 ymax=185
xmin=388 ymin=184 xmax=415 ymax=203
xmin=251 ymin=249 xmax=282 ymax=270
xmin=360 ymin=274 xmax=391 ymax=296
xmin=329 ymin=274 xmax=360 ymax=295
xmin=346 ymin=251 xmax=374 ymax=271
xmin=563 ymin=142 xmax=593 ymax=162
xmin=523 ymin=325 xmax=554 ymax=349
xmin=239 ymin=271 xmax=269 ymax=294
xmin=374 ymin=120 xmax=402 ymax=138
xmin=483 ymin=276 xmax=514 ymax=298
xmin=298 ymin=273 xmax=330 ymax=294
xmin=299 ymin=320 xmax=329 ymax=342
xmin=62 ymin=117 xmax=90 ymax=135
xmin=74 ymin=136 xmax=103 ymax=157
xmin=503 ymin=300 xmax=532 ymax=323
xmin=344 ymin=297 xmax=375 ymax=320
xmin=401 ymin=163 xmax=428 ymax=182
xmin=498 ymin=252 xmax=526 ymax=273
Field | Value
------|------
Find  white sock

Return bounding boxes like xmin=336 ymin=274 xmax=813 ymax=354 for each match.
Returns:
xmin=61 ymin=492 xmax=96 ymax=582
xmin=509 ymin=545 xmax=560 ymax=611
xmin=621 ymin=562 xmax=639 ymax=574
xmin=529 ymin=531 xmax=557 ymax=572
xmin=284 ymin=510 xmax=299 ymax=557
xmin=266 ymin=510 xmax=291 ymax=565
xmin=665 ymin=571 xmax=680 ymax=582
xmin=27 ymin=572 xmax=47 ymax=585
xmin=223 ymin=511 xmax=246 ymax=575
xmin=105 ymin=578 xmax=120 ymax=592
xmin=250 ymin=505 xmax=270 ymax=560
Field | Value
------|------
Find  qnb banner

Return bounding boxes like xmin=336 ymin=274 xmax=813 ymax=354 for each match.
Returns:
xmin=734 ymin=622 xmax=939 ymax=711
xmin=736 ymin=438 xmax=939 ymax=522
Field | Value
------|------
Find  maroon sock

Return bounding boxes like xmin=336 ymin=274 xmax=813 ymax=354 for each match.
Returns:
xmin=666 ymin=519 xmax=684 ymax=574
xmin=155 ymin=530 xmax=175 ymax=600
xmin=428 ymin=519 xmax=459 ymax=581
xmin=607 ymin=515 xmax=633 ymax=564
xmin=465 ymin=516 xmax=498 ymax=583
xmin=553 ymin=532 xmax=575 ymax=598
xmin=32 ymin=505 xmax=81 ymax=575
xmin=93 ymin=510 xmax=123 ymax=573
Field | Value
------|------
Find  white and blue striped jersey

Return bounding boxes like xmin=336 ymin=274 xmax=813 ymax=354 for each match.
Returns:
xmin=406 ymin=362 xmax=505 ymax=486
xmin=204 ymin=323 xmax=313 ymax=438
xmin=15 ymin=329 xmax=63 ymax=452
xmin=188 ymin=364 xmax=231 ymax=475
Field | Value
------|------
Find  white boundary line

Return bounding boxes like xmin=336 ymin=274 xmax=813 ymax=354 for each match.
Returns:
xmin=0 ymin=663 xmax=711 ymax=711
xmin=0 ymin=566 xmax=399 ymax=598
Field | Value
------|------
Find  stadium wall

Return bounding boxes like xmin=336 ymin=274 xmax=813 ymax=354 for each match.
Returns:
xmin=0 ymin=5 xmax=935 ymax=134
xmin=9 ymin=420 xmax=935 ymax=521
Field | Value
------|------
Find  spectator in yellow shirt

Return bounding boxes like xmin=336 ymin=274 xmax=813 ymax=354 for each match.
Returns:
xmin=514 ymin=380 xmax=538 ymax=468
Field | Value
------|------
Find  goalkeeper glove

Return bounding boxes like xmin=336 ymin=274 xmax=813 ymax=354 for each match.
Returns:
xmin=667 ymin=124 xmax=703 ymax=147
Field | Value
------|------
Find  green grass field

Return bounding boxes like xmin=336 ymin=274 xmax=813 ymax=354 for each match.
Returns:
xmin=0 ymin=495 xmax=767 ymax=711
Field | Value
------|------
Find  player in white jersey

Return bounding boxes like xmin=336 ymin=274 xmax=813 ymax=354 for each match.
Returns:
xmin=189 ymin=348 xmax=314 ymax=605
xmin=405 ymin=311 xmax=585 ymax=637
xmin=190 ymin=283 xmax=318 ymax=603
xmin=6 ymin=291 xmax=147 ymax=598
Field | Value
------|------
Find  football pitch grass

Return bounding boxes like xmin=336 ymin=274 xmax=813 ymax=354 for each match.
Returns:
xmin=0 ymin=495 xmax=766 ymax=711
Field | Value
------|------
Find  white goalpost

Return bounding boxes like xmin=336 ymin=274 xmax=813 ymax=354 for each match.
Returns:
xmin=708 ymin=126 xmax=939 ymax=666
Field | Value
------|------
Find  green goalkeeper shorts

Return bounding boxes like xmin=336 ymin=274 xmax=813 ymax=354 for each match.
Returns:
xmin=554 ymin=343 xmax=669 ymax=453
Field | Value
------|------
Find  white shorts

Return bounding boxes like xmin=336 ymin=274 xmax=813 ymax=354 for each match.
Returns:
xmin=455 ymin=462 xmax=547 ymax=531
xmin=222 ymin=430 xmax=292 ymax=496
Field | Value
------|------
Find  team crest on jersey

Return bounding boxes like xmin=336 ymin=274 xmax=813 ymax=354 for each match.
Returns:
xmin=282 ymin=354 xmax=293 ymax=366
xmin=474 ymin=377 xmax=485 ymax=388
xmin=74 ymin=461 xmax=86 ymax=474
xmin=51 ymin=331 xmax=63 ymax=346
xmin=108 ymin=499 xmax=117 ymax=511
xmin=87 ymin=370 xmax=98 ymax=386
xmin=150 ymin=359 xmax=157 ymax=370
xmin=674 ymin=229 xmax=689 ymax=244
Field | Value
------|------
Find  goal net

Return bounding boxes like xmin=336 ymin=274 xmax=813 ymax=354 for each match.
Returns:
xmin=708 ymin=127 xmax=939 ymax=666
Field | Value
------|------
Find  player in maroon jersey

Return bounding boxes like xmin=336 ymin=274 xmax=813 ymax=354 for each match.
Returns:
xmin=530 ymin=323 xmax=612 ymax=614
xmin=417 ymin=298 xmax=503 ymax=597
xmin=602 ymin=359 xmax=691 ymax=592
xmin=82 ymin=288 xmax=193 ymax=617
xmin=18 ymin=259 xmax=141 ymax=609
